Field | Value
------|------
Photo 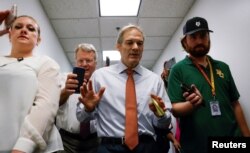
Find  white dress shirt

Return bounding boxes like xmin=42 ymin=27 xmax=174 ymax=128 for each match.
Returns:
xmin=76 ymin=61 xmax=172 ymax=138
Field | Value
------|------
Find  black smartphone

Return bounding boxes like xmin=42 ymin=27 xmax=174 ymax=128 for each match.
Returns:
xmin=180 ymin=83 xmax=194 ymax=94
xmin=73 ymin=67 xmax=85 ymax=93
xmin=181 ymin=83 xmax=205 ymax=106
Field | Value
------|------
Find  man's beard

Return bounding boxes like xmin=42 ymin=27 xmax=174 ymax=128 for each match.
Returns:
xmin=186 ymin=42 xmax=210 ymax=58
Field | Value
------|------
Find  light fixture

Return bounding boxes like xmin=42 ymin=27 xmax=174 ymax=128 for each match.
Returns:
xmin=99 ymin=0 xmax=141 ymax=16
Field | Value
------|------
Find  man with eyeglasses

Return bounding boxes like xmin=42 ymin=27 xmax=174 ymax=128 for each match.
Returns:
xmin=56 ymin=43 xmax=99 ymax=153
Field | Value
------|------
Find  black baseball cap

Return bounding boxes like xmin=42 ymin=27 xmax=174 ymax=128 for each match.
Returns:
xmin=183 ymin=17 xmax=213 ymax=35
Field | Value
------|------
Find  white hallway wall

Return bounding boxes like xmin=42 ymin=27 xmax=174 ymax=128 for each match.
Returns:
xmin=0 ymin=0 xmax=71 ymax=72
xmin=153 ymin=0 xmax=250 ymax=126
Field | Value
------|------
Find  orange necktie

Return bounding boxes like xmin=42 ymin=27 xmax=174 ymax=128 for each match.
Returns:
xmin=125 ymin=69 xmax=139 ymax=150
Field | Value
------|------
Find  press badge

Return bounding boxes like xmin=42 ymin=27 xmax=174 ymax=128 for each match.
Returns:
xmin=209 ymin=100 xmax=221 ymax=116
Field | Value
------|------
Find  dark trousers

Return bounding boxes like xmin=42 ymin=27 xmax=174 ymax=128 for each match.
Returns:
xmin=154 ymin=125 xmax=171 ymax=153
xmin=97 ymin=135 xmax=159 ymax=153
xmin=57 ymin=129 xmax=100 ymax=153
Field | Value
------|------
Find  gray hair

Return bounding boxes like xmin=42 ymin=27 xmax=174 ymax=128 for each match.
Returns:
xmin=75 ymin=43 xmax=98 ymax=61
xmin=116 ymin=24 xmax=145 ymax=44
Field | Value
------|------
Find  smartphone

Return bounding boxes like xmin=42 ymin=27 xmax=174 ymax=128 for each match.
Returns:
xmin=5 ymin=4 xmax=17 ymax=29
xmin=163 ymin=61 xmax=169 ymax=70
xmin=181 ymin=83 xmax=205 ymax=106
xmin=72 ymin=67 xmax=85 ymax=93
xmin=151 ymin=98 xmax=165 ymax=116
xmin=180 ymin=83 xmax=194 ymax=94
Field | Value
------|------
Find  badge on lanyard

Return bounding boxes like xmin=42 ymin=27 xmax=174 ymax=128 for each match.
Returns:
xmin=190 ymin=56 xmax=220 ymax=116
xmin=209 ymin=100 xmax=221 ymax=116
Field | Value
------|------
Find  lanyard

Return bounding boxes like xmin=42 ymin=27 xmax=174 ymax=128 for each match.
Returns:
xmin=190 ymin=56 xmax=216 ymax=97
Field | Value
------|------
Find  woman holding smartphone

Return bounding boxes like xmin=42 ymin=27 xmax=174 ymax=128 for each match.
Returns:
xmin=0 ymin=11 xmax=63 ymax=153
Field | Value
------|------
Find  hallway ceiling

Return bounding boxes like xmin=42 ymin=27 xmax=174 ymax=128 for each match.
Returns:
xmin=40 ymin=0 xmax=195 ymax=69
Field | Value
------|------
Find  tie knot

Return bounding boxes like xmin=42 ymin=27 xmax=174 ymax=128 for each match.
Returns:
xmin=126 ymin=69 xmax=134 ymax=75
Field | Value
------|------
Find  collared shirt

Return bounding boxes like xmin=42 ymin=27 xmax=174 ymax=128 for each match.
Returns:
xmin=76 ymin=61 xmax=172 ymax=138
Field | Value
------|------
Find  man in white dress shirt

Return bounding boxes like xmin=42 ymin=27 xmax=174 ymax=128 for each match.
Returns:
xmin=76 ymin=24 xmax=172 ymax=153
xmin=56 ymin=43 xmax=99 ymax=153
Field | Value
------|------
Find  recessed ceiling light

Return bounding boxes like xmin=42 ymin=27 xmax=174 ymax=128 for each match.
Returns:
xmin=99 ymin=0 xmax=141 ymax=16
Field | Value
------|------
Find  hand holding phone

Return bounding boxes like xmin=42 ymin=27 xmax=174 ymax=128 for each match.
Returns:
xmin=72 ymin=67 xmax=85 ymax=93
xmin=5 ymin=4 xmax=17 ymax=29
xmin=180 ymin=83 xmax=205 ymax=106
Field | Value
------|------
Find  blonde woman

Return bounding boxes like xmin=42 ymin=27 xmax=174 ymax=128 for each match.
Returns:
xmin=0 ymin=12 xmax=63 ymax=152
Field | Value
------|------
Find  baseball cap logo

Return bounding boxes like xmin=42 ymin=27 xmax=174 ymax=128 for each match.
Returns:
xmin=196 ymin=21 xmax=201 ymax=27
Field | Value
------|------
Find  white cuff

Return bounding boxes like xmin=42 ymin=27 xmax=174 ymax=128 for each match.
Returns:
xmin=13 ymin=137 xmax=36 ymax=153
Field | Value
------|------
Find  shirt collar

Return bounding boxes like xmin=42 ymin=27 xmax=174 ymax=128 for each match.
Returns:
xmin=184 ymin=55 xmax=219 ymax=65
xmin=117 ymin=61 xmax=143 ymax=76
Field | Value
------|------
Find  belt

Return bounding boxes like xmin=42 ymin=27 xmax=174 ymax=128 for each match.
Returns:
xmin=59 ymin=128 xmax=97 ymax=140
xmin=101 ymin=135 xmax=154 ymax=145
